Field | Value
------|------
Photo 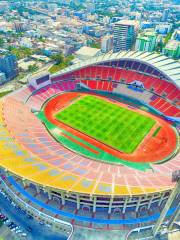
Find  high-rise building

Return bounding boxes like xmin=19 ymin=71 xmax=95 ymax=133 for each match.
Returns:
xmin=155 ymin=23 xmax=172 ymax=35
xmin=162 ymin=9 xmax=169 ymax=22
xmin=163 ymin=40 xmax=180 ymax=59
xmin=86 ymin=2 xmax=95 ymax=13
xmin=135 ymin=31 xmax=157 ymax=52
xmin=0 ymin=1 xmax=9 ymax=13
xmin=14 ymin=21 xmax=25 ymax=33
xmin=173 ymin=30 xmax=180 ymax=41
xmin=113 ymin=20 xmax=139 ymax=52
xmin=0 ymin=54 xmax=18 ymax=81
xmin=101 ymin=35 xmax=113 ymax=53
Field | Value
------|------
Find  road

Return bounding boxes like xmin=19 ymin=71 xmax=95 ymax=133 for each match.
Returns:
xmin=0 ymin=188 xmax=67 ymax=240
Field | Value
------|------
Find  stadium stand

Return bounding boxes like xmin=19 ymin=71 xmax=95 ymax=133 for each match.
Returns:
xmin=0 ymin=51 xmax=179 ymax=230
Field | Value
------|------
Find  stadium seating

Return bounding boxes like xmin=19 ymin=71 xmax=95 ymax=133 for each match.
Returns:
xmin=149 ymin=97 xmax=180 ymax=117
xmin=11 ymin=86 xmax=34 ymax=103
xmin=8 ymin=64 xmax=180 ymax=117
xmin=25 ymin=80 xmax=77 ymax=110
xmin=65 ymin=66 xmax=179 ymax=103
xmin=50 ymin=65 xmax=180 ymax=117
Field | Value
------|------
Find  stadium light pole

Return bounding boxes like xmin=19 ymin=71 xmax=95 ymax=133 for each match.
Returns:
xmin=167 ymin=201 xmax=180 ymax=230
xmin=153 ymin=170 xmax=180 ymax=237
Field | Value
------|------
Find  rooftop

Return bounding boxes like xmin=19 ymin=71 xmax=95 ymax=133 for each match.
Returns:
xmin=115 ymin=20 xmax=139 ymax=26
xmin=54 ymin=51 xmax=180 ymax=86
xmin=165 ymin=40 xmax=180 ymax=51
xmin=75 ymin=46 xmax=101 ymax=57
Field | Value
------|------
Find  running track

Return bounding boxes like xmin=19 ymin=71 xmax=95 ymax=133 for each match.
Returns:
xmin=44 ymin=92 xmax=177 ymax=163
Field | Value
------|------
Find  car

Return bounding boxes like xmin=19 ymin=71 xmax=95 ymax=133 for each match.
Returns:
xmin=4 ymin=220 xmax=11 ymax=224
xmin=39 ymin=221 xmax=44 ymax=225
xmin=11 ymin=227 xmax=19 ymax=232
xmin=10 ymin=225 xmax=17 ymax=230
xmin=7 ymin=223 xmax=13 ymax=227
xmin=13 ymin=226 xmax=20 ymax=231
xmin=46 ymin=224 xmax=51 ymax=228
xmin=16 ymin=229 xmax=23 ymax=234
xmin=11 ymin=202 xmax=16 ymax=207
xmin=9 ymin=223 xmax=16 ymax=229
xmin=2 ymin=217 xmax=8 ymax=222
xmin=26 ymin=226 xmax=32 ymax=232
xmin=21 ymin=233 xmax=27 ymax=237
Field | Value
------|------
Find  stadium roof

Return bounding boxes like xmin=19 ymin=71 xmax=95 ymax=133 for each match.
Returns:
xmin=53 ymin=51 xmax=180 ymax=87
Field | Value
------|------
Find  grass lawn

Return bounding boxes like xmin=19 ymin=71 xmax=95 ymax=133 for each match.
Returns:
xmin=55 ymin=95 xmax=156 ymax=153
xmin=0 ymin=90 xmax=12 ymax=98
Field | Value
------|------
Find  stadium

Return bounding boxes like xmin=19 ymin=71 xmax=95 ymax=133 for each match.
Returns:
xmin=0 ymin=51 xmax=179 ymax=233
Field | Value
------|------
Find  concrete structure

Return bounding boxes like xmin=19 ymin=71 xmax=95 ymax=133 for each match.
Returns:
xmin=153 ymin=171 xmax=180 ymax=236
xmin=0 ymin=71 xmax=6 ymax=84
xmin=163 ymin=40 xmax=180 ymax=59
xmin=75 ymin=46 xmax=101 ymax=60
xmin=113 ymin=20 xmax=139 ymax=52
xmin=155 ymin=24 xmax=172 ymax=35
xmin=135 ymin=31 xmax=157 ymax=52
xmin=14 ymin=21 xmax=25 ymax=32
xmin=141 ymin=21 xmax=154 ymax=29
xmin=173 ymin=29 xmax=180 ymax=41
xmin=0 ymin=54 xmax=18 ymax=81
xmin=20 ymin=37 xmax=33 ymax=48
xmin=28 ymin=71 xmax=50 ymax=90
xmin=18 ymin=59 xmax=37 ymax=71
xmin=162 ymin=9 xmax=170 ymax=22
xmin=0 ymin=1 xmax=9 ymax=13
xmin=101 ymin=35 xmax=113 ymax=53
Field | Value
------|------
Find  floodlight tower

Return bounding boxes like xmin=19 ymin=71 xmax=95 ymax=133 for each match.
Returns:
xmin=153 ymin=170 xmax=180 ymax=237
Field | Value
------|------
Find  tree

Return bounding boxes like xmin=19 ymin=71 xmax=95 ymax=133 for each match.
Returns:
xmin=89 ymin=42 xmax=101 ymax=49
xmin=51 ymin=53 xmax=64 ymax=64
xmin=164 ymin=31 xmax=173 ymax=45
xmin=8 ymin=46 xmax=35 ymax=59
xmin=28 ymin=64 xmax=38 ymax=73
xmin=49 ymin=55 xmax=74 ymax=74
xmin=0 ymin=38 xmax=4 ymax=47
xmin=156 ymin=41 xmax=164 ymax=53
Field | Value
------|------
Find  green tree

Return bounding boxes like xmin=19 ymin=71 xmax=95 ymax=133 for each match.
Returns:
xmin=51 ymin=53 xmax=64 ymax=64
xmin=89 ymin=42 xmax=101 ymax=49
xmin=0 ymin=38 xmax=4 ymax=47
xmin=8 ymin=46 xmax=35 ymax=59
xmin=28 ymin=64 xmax=38 ymax=73
xmin=164 ymin=31 xmax=173 ymax=44
xmin=49 ymin=55 xmax=74 ymax=74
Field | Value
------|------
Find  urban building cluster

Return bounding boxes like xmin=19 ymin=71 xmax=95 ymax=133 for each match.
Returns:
xmin=0 ymin=0 xmax=179 ymax=87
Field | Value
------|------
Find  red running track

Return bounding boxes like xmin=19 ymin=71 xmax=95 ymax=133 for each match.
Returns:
xmin=44 ymin=92 xmax=178 ymax=163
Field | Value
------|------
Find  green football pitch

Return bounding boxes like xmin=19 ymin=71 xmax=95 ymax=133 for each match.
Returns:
xmin=55 ymin=95 xmax=156 ymax=153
